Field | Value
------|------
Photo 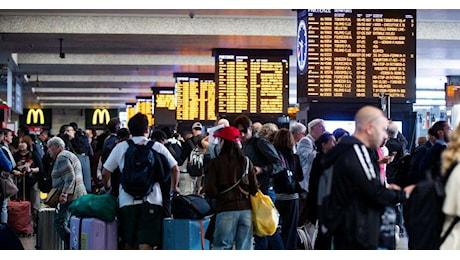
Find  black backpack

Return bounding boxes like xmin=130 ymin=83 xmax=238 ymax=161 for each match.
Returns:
xmin=187 ymin=147 xmax=205 ymax=177
xmin=317 ymin=165 xmax=345 ymax=236
xmin=121 ymin=139 xmax=157 ymax=200
xmin=404 ymin=162 xmax=457 ymax=249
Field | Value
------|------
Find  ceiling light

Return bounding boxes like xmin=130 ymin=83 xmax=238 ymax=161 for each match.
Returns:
xmin=32 ymin=88 xmax=153 ymax=93
xmin=37 ymin=96 xmax=132 ymax=101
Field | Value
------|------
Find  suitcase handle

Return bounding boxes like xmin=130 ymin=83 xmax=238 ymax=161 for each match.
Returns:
xmin=199 ymin=219 xmax=205 ymax=250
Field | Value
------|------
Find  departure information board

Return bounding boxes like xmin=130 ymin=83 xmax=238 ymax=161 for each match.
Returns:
xmin=213 ymin=49 xmax=291 ymax=115
xmin=136 ymin=96 xmax=153 ymax=126
xmin=174 ymin=73 xmax=217 ymax=121
xmin=155 ymin=90 xmax=176 ymax=111
xmin=126 ymin=103 xmax=137 ymax=122
xmin=296 ymin=9 xmax=416 ymax=103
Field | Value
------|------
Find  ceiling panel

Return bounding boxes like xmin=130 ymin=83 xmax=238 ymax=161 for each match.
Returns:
xmin=0 ymin=9 xmax=459 ymax=109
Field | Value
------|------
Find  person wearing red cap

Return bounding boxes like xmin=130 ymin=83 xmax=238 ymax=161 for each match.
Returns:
xmin=205 ymin=126 xmax=259 ymax=250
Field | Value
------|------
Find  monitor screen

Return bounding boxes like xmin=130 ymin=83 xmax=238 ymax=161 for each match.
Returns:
xmin=296 ymin=9 xmax=416 ymax=104
xmin=174 ymin=73 xmax=217 ymax=121
xmin=213 ymin=48 xmax=292 ymax=115
xmin=324 ymin=120 xmax=403 ymax=136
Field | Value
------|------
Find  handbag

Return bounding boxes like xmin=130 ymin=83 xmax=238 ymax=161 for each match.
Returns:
xmin=68 ymin=193 xmax=117 ymax=222
xmin=0 ymin=171 xmax=18 ymax=199
xmin=44 ymin=188 xmax=62 ymax=208
xmin=171 ymin=194 xmax=212 ymax=219
xmin=250 ymin=189 xmax=280 ymax=237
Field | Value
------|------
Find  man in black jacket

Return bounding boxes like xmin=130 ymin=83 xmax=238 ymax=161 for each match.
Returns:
xmin=321 ymin=106 xmax=415 ymax=249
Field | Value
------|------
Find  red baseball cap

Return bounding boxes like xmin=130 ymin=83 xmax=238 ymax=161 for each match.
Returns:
xmin=213 ymin=126 xmax=241 ymax=142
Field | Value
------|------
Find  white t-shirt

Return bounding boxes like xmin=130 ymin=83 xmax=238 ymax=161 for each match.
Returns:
xmin=103 ymin=136 xmax=177 ymax=208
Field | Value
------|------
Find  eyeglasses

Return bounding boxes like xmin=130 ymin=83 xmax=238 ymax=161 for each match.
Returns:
xmin=239 ymin=128 xmax=248 ymax=134
xmin=193 ymin=127 xmax=202 ymax=131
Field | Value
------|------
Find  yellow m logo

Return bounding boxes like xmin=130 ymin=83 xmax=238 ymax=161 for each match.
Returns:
xmin=92 ymin=109 xmax=110 ymax=125
xmin=26 ymin=109 xmax=44 ymax=125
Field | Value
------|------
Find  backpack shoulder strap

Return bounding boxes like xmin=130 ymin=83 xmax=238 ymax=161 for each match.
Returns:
xmin=146 ymin=140 xmax=155 ymax=149
xmin=126 ymin=139 xmax=135 ymax=147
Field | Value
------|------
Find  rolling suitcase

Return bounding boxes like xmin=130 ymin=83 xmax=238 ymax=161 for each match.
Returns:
xmin=7 ymin=176 xmax=32 ymax=236
xmin=162 ymin=217 xmax=210 ymax=250
xmin=70 ymin=216 xmax=118 ymax=250
xmin=36 ymin=207 xmax=64 ymax=250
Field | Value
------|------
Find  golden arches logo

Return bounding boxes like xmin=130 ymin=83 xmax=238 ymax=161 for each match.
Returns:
xmin=92 ymin=109 xmax=110 ymax=125
xmin=26 ymin=109 xmax=44 ymax=125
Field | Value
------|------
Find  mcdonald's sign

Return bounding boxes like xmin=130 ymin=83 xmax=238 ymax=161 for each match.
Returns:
xmin=92 ymin=109 xmax=111 ymax=125
xmin=26 ymin=109 xmax=45 ymax=125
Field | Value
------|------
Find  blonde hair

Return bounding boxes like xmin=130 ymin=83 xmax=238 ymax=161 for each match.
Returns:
xmin=441 ymin=123 xmax=460 ymax=176
xmin=258 ymin=123 xmax=279 ymax=140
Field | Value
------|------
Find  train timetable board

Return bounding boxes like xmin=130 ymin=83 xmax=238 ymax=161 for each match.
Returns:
xmin=155 ymin=90 xmax=176 ymax=111
xmin=136 ymin=96 xmax=153 ymax=126
xmin=296 ymin=9 xmax=416 ymax=103
xmin=212 ymin=48 xmax=292 ymax=115
xmin=125 ymin=103 xmax=137 ymax=122
xmin=174 ymin=73 xmax=217 ymax=121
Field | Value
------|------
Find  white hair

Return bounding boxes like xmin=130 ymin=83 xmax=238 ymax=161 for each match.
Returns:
xmin=47 ymin=136 xmax=65 ymax=149
xmin=307 ymin=118 xmax=325 ymax=133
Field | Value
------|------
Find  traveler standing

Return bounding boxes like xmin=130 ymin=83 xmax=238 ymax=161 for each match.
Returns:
xmin=320 ymin=106 xmax=414 ymax=249
xmin=102 ymin=113 xmax=180 ymax=249
xmin=47 ymin=137 xmax=87 ymax=249
xmin=205 ymin=126 xmax=258 ymax=250
xmin=272 ymin=129 xmax=303 ymax=250
xmin=233 ymin=115 xmax=284 ymax=250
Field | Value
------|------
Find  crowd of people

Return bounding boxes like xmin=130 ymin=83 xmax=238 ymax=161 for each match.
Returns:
xmin=2 ymin=105 xmax=460 ymax=250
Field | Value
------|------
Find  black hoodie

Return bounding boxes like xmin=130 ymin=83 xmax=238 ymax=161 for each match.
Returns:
xmin=321 ymin=136 xmax=407 ymax=249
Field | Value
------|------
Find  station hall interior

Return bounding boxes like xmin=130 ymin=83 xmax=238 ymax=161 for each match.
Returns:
xmin=1 ymin=7 xmax=460 ymax=146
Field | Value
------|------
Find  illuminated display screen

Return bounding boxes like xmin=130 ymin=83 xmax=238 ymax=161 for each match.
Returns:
xmin=126 ymin=103 xmax=137 ymax=122
xmin=213 ymin=48 xmax=291 ymax=115
xmin=174 ymin=73 xmax=217 ymax=121
xmin=136 ymin=96 xmax=153 ymax=126
xmin=155 ymin=92 xmax=176 ymax=111
xmin=296 ymin=9 xmax=416 ymax=103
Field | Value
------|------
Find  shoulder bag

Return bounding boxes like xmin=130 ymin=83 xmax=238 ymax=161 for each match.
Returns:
xmin=44 ymin=187 xmax=62 ymax=208
xmin=0 ymin=171 xmax=18 ymax=199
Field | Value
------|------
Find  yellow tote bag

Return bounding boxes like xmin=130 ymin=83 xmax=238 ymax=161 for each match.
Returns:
xmin=250 ymin=189 xmax=280 ymax=236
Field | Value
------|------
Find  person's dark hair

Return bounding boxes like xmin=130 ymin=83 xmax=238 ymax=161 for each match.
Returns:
xmin=59 ymin=124 xmax=69 ymax=135
xmin=107 ymin=118 xmax=121 ymax=134
xmin=315 ymin=132 xmax=334 ymax=153
xmin=219 ymin=138 xmax=245 ymax=163
xmin=233 ymin=115 xmax=252 ymax=130
xmin=128 ymin=113 xmax=148 ymax=136
xmin=332 ymin=128 xmax=349 ymax=141
xmin=2 ymin=128 xmax=12 ymax=136
xmin=431 ymin=120 xmax=447 ymax=139
xmin=161 ymin=127 xmax=173 ymax=139
xmin=428 ymin=126 xmax=436 ymax=137
xmin=117 ymin=128 xmax=130 ymax=140
xmin=69 ymin=122 xmax=78 ymax=131
xmin=18 ymin=125 xmax=30 ymax=136
xmin=151 ymin=129 xmax=168 ymax=142
xmin=273 ymin=128 xmax=295 ymax=152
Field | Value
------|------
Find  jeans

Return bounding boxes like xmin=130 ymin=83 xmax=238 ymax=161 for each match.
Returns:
xmin=212 ymin=210 xmax=253 ymax=250
xmin=77 ymin=154 xmax=91 ymax=192
xmin=54 ymin=202 xmax=71 ymax=249
xmin=254 ymin=229 xmax=285 ymax=250
xmin=1 ymin=199 xmax=7 ymax=223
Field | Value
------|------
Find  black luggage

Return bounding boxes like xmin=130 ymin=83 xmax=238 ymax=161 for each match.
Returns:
xmin=0 ymin=223 xmax=24 ymax=250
